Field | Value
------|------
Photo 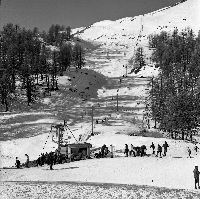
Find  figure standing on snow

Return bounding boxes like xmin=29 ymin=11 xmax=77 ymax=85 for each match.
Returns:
xmin=110 ymin=144 xmax=114 ymax=158
xmin=156 ymin=144 xmax=162 ymax=157
xmin=140 ymin=145 xmax=147 ymax=157
xmin=48 ymin=152 xmax=54 ymax=170
xmin=25 ymin=154 xmax=29 ymax=168
xmin=194 ymin=144 xmax=199 ymax=154
xmin=162 ymin=141 xmax=169 ymax=156
xmin=193 ymin=166 xmax=200 ymax=189
xmin=187 ymin=147 xmax=192 ymax=158
xmin=150 ymin=142 xmax=155 ymax=154
xmin=101 ymin=144 xmax=106 ymax=158
xmin=130 ymin=144 xmax=136 ymax=157
xmin=15 ymin=157 xmax=21 ymax=168
xmin=37 ymin=155 xmax=41 ymax=166
xmin=124 ymin=144 xmax=129 ymax=157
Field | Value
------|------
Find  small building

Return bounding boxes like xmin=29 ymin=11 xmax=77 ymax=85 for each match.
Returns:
xmin=60 ymin=143 xmax=92 ymax=161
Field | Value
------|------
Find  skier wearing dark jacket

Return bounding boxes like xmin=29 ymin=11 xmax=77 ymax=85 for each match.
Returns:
xmin=150 ymin=142 xmax=155 ymax=154
xmin=162 ymin=141 xmax=169 ymax=156
xmin=193 ymin=166 xmax=200 ymax=189
xmin=15 ymin=157 xmax=21 ymax=168
xmin=140 ymin=145 xmax=147 ymax=157
xmin=101 ymin=144 xmax=106 ymax=158
xmin=48 ymin=152 xmax=54 ymax=170
xmin=124 ymin=144 xmax=129 ymax=157
xmin=25 ymin=154 xmax=29 ymax=168
xmin=157 ymin=144 xmax=162 ymax=157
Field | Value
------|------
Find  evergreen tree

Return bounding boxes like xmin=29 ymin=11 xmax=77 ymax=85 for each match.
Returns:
xmin=58 ymin=44 xmax=72 ymax=74
xmin=147 ymin=28 xmax=200 ymax=137
xmin=133 ymin=47 xmax=146 ymax=73
xmin=72 ymin=44 xmax=85 ymax=70
xmin=66 ymin=26 xmax=71 ymax=41
xmin=0 ymin=74 xmax=13 ymax=111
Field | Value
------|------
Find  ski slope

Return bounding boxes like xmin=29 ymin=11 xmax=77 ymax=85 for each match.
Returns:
xmin=74 ymin=0 xmax=200 ymax=77
xmin=1 ymin=0 xmax=200 ymax=196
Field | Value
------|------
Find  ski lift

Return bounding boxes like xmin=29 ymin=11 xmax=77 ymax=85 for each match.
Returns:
xmin=51 ymin=124 xmax=67 ymax=145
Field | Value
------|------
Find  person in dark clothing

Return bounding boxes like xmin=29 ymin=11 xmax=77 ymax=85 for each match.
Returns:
xmin=45 ymin=152 xmax=48 ymax=164
xmin=124 ymin=144 xmax=129 ymax=157
xmin=188 ymin=147 xmax=192 ymax=158
xmin=104 ymin=147 xmax=109 ymax=157
xmin=101 ymin=144 xmax=106 ymax=158
xmin=37 ymin=155 xmax=41 ymax=166
xmin=15 ymin=157 xmax=21 ymax=168
xmin=48 ymin=152 xmax=54 ymax=170
xmin=156 ymin=144 xmax=162 ymax=157
xmin=25 ymin=154 xmax=29 ymax=168
xmin=162 ymin=141 xmax=169 ymax=156
xmin=150 ymin=142 xmax=155 ymax=154
xmin=130 ymin=144 xmax=136 ymax=157
xmin=140 ymin=145 xmax=147 ymax=157
xmin=54 ymin=153 xmax=57 ymax=165
xmin=194 ymin=144 xmax=199 ymax=154
xmin=193 ymin=166 xmax=200 ymax=189
xmin=40 ymin=153 xmax=45 ymax=165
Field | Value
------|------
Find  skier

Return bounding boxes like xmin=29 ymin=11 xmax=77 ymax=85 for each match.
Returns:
xmin=37 ymin=155 xmax=41 ymax=166
xmin=193 ymin=166 xmax=200 ymax=189
xmin=110 ymin=144 xmax=114 ymax=158
xmin=124 ymin=144 xmax=129 ymax=157
xmin=101 ymin=144 xmax=106 ymax=158
xmin=48 ymin=152 xmax=54 ymax=170
xmin=130 ymin=144 xmax=136 ymax=157
xmin=150 ymin=142 xmax=155 ymax=154
xmin=140 ymin=145 xmax=147 ymax=157
xmin=15 ymin=157 xmax=21 ymax=169
xmin=156 ymin=144 xmax=162 ymax=157
xmin=54 ymin=152 xmax=57 ymax=165
xmin=162 ymin=141 xmax=169 ymax=156
xmin=25 ymin=154 xmax=29 ymax=168
xmin=40 ymin=153 xmax=45 ymax=165
xmin=188 ymin=147 xmax=192 ymax=158
xmin=104 ymin=146 xmax=109 ymax=157
xmin=194 ymin=144 xmax=199 ymax=154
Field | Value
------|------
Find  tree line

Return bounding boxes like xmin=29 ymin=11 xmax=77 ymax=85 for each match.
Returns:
xmin=146 ymin=28 xmax=200 ymax=138
xmin=0 ymin=23 xmax=85 ymax=111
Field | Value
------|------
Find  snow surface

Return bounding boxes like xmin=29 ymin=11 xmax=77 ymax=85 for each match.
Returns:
xmin=74 ymin=0 xmax=200 ymax=78
xmin=1 ymin=136 xmax=200 ymax=190
xmin=1 ymin=0 xmax=200 ymax=195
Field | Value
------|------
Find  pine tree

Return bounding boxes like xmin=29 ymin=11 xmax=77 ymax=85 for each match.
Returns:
xmin=0 ymin=74 xmax=13 ymax=111
xmin=58 ymin=44 xmax=72 ymax=74
xmin=72 ymin=44 xmax=85 ymax=70
xmin=148 ymin=29 xmax=200 ymax=137
xmin=66 ymin=26 xmax=71 ymax=41
xmin=133 ymin=47 xmax=145 ymax=73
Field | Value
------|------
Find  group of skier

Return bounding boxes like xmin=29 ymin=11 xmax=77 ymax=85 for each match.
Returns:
xmin=150 ymin=141 xmax=169 ymax=157
xmin=15 ymin=154 xmax=29 ymax=168
xmin=123 ymin=141 xmax=169 ymax=158
xmin=15 ymin=151 xmax=63 ymax=170
xmin=95 ymin=144 xmax=113 ymax=158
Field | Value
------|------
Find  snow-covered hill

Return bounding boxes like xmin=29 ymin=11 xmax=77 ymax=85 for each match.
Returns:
xmin=73 ymin=0 xmax=200 ymax=77
xmin=75 ymin=0 xmax=200 ymax=46
xmin=1 ymin=1 xmax=200 ymax=196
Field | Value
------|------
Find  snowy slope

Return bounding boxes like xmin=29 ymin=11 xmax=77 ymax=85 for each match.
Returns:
xmin=1 ymin=1 xmax=200 ymax=194
xmin=74 ymin=0 xmax=200 ymax=45
xmin=73 ymin=0 xmax=200 ymax=78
